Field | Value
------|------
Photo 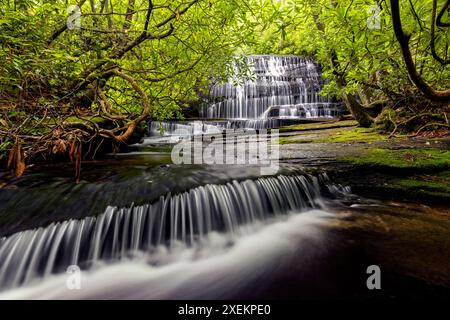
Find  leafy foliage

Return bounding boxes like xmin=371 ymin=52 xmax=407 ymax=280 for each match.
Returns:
xmin=0 ymin=0 xmax=248 ymax=172
xmin=0 ymin=0 xmax=449 ymax=177
xmin=238 ymin=0 xmax=449 ymax=103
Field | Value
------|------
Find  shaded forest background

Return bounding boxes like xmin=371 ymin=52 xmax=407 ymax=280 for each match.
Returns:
xmin=0 ymin=0 xmax=449 ymax=180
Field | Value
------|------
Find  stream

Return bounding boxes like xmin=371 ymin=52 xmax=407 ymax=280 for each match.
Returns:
xmin=0 ymin=55 xmax=448 ymax=299
xmin=0 ymin=150 xmax=448 ymax=299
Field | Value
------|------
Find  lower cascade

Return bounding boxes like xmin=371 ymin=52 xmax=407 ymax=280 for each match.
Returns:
xmin=146 ymin=119 xmax=298 ymax=139
xmin=0 ymin=174 xmax=345 ymax=290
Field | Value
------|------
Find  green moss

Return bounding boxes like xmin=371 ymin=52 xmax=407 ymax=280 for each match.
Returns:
xmin=277 ymin=136 xmax=314 ymax=145
xmin=341 ymin=148 xmax=450 ymax=171
xmin=373 ymin=107 xmax=397 ymax=132
xmin=64 ymin=116 xmax=106 ymax=124
xmin=392 ymin=172 xmax=450 ymax=198
xmin=278 ymin=126 xmax=388 ymax=145
xmin=279 ymin=120 xmax=357 ymax=133
xmin=316 ymin=127 xmax=388 ymax=143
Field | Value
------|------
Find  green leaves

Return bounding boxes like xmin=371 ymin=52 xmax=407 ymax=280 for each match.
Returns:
xmin=247 ymin=0 xmax=450 ymax=103
xmin=0 ymin=0 xmax=448 ymax=124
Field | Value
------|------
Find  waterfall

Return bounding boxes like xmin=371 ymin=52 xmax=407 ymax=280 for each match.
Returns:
xmin=143 ymin=55 xmax=342 ymax=141
xmin=0 ymin=174 xmax=342 ymax=290
xmin=201 ymin=55 xmax=342 ymax=120
xmin=146 ymin=119 xmax=298 ymax=139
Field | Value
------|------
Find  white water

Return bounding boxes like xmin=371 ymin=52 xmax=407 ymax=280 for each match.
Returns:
xmin=146 ymin=119 xmax=285 ymax=138
xmin=0 ymin=175 xmax=326 ymax=290
xmin=144 ymin=55 xmax=343 ymax=142
xmin=201 ymin=55 xmax=342 ymax=120
xmin=0 ymin=210 xmax=335 ymax=300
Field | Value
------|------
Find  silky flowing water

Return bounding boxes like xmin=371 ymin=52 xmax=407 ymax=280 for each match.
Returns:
xmin=145 ymin=55 xmax=343 ymax=142
xmin=0 ymin=151 xmax=448 ymax=299
xmin=0 ymin=154 xmax=448 ymax=299
xmin=0 ymin=173 xmax=332 ymax=289
xmin=0 ymin=55 xmax=448 ymax=299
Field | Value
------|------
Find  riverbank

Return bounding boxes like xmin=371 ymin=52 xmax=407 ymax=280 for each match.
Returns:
xmin=0 ymin=117 xmax=449 ymax=299
xmin=277 ymin=119 xmax=450 ymax=297
xmin=278 ymin=119 xmax=450 ymax=204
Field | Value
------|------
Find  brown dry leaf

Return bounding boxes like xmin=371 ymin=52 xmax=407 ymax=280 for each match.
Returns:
xmin=53 ymin=139 xmax=67 ymax=154
xmin=15 ymin=160 xmax=25 ymax=177
xmin=7 ymin=144 xmax=16 ymax=169
xmin=74 ymin=143 xmax=82 ymax=183
xmin=69 ymin=140 xmax=76 ymax=162
xmin=7 ymin=139 xmax=25 ymax=177
xmin=14 ymin=141 xmax=25 ymax=177
xmin=7 ymin=139 xmax=19 ymax=169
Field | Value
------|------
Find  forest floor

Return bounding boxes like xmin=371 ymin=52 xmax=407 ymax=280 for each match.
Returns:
xmin=278 ymin=119 xmax=450 ymax=204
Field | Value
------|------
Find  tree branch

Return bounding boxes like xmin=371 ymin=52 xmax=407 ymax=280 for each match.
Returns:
xmin=390 ymin=0 xmax=450 ymax=103
xmin=98 ymin=69 xmax=151 ymax=142
xmin=431 ymin=0 xmax=450 ymax=65
xmin=47 ymin=0 xmax=88 ymax=46
xmin=436 ymin=0 xmax=450 ymax=27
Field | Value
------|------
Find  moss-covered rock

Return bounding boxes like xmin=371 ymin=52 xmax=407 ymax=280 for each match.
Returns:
xmin=391 ymin=172 xmax=450 ymax=199
xmin=278 ymin=125 xmax=389 ymax=145
xmin=373 ymin=107 xmax=397 ymax=132
xmin=340 ymin=148 xmax=450 ymax=171
xmin=316 ymin=127 xmax=388 ymax=143
xmin=279 ymin=120 xmax=358 ymax=133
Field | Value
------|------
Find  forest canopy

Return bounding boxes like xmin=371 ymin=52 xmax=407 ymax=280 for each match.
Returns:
xmin=0 ymin=0 xmax=449 ymax=179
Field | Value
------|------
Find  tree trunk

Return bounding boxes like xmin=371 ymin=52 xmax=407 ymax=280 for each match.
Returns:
xmin=341 ymin=92 xmax=374 ymax=127
xmin=331 ymin=52 xmax=375 ymax=127
xmin=311 ymin=5 xmax=376 ymax=127
xmin=391 ymin=0 xmax=450 ymax=103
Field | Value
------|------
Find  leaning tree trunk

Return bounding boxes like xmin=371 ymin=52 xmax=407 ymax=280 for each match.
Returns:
xmin=311 ymin=6 xmax=378 ymax=127
xmin=390 ymin=0 xmax=450 ymax=103
xmin=341 ymin=92 xmax=374 ymax=127
xmin=330 ymin=51 xmax=375 ymax=127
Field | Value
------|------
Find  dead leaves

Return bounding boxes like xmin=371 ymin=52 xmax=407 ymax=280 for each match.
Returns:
xmin=69 ymin=139 xmax=82 ymax=183
xmin=52 ymin=139 xmax=67 ymax=154
xmin=75 ymin=144 xmax=81 ymax=184
xmin=7 ymin=138 xmax=26 ymax=177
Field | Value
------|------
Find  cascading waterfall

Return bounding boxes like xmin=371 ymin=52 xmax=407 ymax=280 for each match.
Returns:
xmin=201 ymin=55 xmax=342 ymax=120
xmin=143 ymin=55 xmax=342 ymax=141
xmin=146 ymin=119 xmax=296 ymax=139
xmin=0 ymin=174 xmax=342 ymax=291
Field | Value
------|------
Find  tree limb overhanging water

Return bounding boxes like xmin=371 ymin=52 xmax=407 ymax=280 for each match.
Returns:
xmin=0 ymin=0 xmax=449 ymax=301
